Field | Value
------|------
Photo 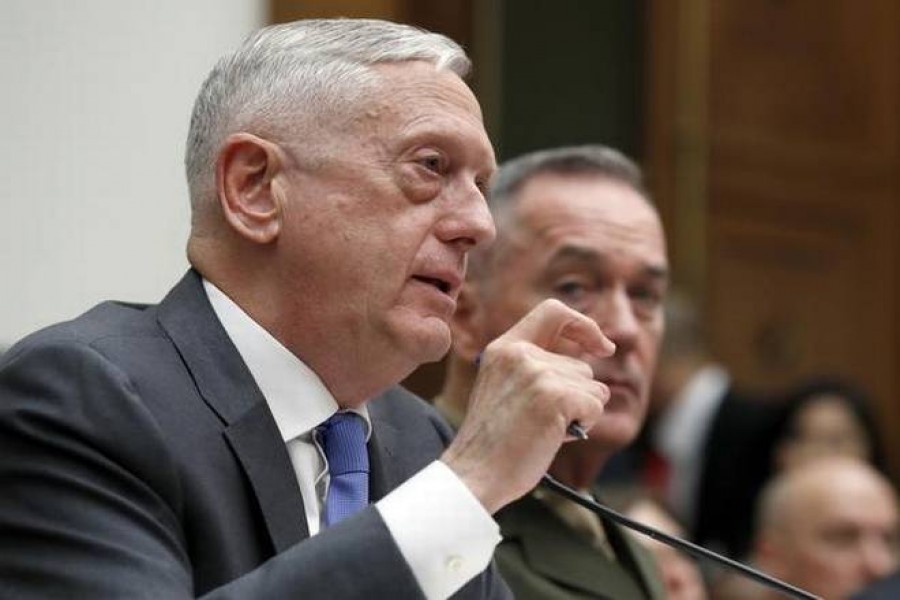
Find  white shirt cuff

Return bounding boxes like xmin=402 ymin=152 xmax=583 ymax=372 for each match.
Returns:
xmin=375 ymin=460 xmax=501 ymax=600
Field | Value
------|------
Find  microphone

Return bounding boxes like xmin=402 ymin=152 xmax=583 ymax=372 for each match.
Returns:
xmin=540 ymin=473 xmax=821 ymax=600
xmin=471 ymin=346 xmax=815 ymax=597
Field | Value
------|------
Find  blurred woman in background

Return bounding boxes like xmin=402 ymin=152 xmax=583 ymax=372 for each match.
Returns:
xmin=772 ymin=376 xmax=887 ymax=475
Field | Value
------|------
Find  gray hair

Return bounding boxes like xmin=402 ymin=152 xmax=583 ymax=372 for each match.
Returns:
xmin=471 ymin=145 xmax=651 ymax=278
xmin=184 ymin=18 xmax=470 ymax=217
xmin=488 ymin=144 xmax=648 ymax=217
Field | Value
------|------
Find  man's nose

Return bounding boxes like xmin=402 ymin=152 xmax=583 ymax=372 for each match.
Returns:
xmin=436 ymin=180 xmax=496 ymax=250
xmin=589 ymin=287 xmax=640 ymax=353
xmin=860 ymin=536 xmax=898 ymax=582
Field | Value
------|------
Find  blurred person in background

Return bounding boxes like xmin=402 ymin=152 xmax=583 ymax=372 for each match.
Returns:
xmin=716 ymin=457 xmax=899 ymax=600
xmin=434 ymin=144 xmax=669 ymax=599
xmin=771 ymin=376 xmax=888 ymax=475
xmin=621 ymin=291 xmax=779 ymax=560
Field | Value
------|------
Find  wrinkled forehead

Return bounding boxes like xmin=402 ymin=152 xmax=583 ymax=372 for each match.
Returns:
xmin=351 ymin=61 xmax=494 ymax=162
xmin=366 ymin=61 xmax=484 ymax=119
xmin=510 ymin=175 xmax=665 ymax=253
xmin=518 ymin=171 xmax=653 ymax=213
xmin=286 ymin=60 xmax=494 ymax=173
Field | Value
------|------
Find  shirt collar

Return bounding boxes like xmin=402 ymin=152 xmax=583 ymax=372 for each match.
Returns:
xmin=202 ymin=279 xmax=370 ymax=443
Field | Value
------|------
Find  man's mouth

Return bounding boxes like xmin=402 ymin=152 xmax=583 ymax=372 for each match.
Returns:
xmin=598 ymin=376 xmax=641 ymax=400
xmin=412 ymin=275 xmax=451 ymax=294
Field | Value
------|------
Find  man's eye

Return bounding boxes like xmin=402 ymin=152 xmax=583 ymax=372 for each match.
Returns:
xmin=821 ymin=527 xmax=860 ymax=549
xmin=418 ymin=155 xmax=445 ymax=174
xmin=553 ymin=280 xmax=596 ymax=314
xmin=630 ymin=287 xmax=663 ymax=308
xmin=554 ymin=281 xmax=589 ymax=302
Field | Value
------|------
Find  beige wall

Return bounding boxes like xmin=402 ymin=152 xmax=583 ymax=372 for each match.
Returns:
xmin=0 ymin=0 xmax=265 ymax=348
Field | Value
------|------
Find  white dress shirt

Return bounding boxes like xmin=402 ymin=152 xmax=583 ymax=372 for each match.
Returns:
xmin=203 ymin=280 xmax=500 ymax=599
xmin=654 ymin=364 xmax=730 ymax=529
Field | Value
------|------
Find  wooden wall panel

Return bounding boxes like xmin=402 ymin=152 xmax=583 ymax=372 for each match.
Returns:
xmin=710 ymin=1 xmax=900 ymax=162
xmin=708 ymin=193 xmax=894 ymax=391
xmin=271 ymin=0 xmax=401 ymax=22
xmin=269 ymin=0 xmax=472 ymax=44
xmin=649 ymin=0 xmax=900 ymax=478
xmin=706 ymin=0 xmax=900 ymax=405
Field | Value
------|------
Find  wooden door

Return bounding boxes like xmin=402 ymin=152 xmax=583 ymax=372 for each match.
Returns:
xmin=647 ymin=0 xmax=900 ymax=478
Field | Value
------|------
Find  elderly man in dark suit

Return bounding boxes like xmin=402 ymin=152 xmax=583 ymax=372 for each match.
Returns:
xmin=0 ymin=19 xmax=614 ymax=599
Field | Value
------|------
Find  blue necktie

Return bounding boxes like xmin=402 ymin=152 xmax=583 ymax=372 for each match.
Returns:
xmin=318 ymin=412 xmax=369 ymax=526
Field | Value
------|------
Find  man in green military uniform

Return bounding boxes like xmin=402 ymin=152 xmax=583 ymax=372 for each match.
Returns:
xmin=435 ymin=145 xmax=669 ymax=599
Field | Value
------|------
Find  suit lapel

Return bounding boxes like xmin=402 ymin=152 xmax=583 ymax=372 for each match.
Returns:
xmin=156 ymin=271 xmax=307 ymax=552
xmin=156 ymin=271 xmax=263 ymax=424
xmin=366 ymin=387 xmax=452 ymax=502
xmin=366 ymin=391 xmax=413 ymax=501
xmin=224 ymin=401 xmax=309 ymax=550
xmin=367 ymin=415 xmax=399 ymax=502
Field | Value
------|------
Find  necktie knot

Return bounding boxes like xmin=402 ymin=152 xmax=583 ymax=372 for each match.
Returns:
xmin=319 ymin=412 xmax=368 ymax=476
xmin=317 ymin=412 xmax=369 ymax=526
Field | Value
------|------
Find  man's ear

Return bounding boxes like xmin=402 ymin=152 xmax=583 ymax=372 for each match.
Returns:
xmin=450 ymin=281 xmax=487 ymax=362
xmin=216 ymin=133 xmax=284 ymax=244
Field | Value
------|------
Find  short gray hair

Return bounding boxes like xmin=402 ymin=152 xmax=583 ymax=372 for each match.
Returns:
xmin=489 ymin=144 xmax=647 ymax=214
xmin=471 ymin=145 xmax=651 ymax=278
xmin=184 ymin=18 xmax=470 ymax=215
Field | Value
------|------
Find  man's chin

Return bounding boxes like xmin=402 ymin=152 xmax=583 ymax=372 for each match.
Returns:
xmin=588 ymin=418 xmax=641 ymax=451
xmin=398 ymin=317 xmax=452 ymax=365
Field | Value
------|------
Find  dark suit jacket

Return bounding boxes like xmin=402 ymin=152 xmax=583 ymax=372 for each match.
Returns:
xmin=0 ymin=270 xmax=509 ymax=599
xmin=494 ymin=494 xmax=666 ymax=600
xmin=692 ymin=387 xmax=780 ymax=559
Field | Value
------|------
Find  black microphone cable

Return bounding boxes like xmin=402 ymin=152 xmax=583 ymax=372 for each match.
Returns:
xmin=540 ymin=473 xmax=821 ymax=600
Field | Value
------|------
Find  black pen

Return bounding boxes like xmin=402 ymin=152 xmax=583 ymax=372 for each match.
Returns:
xmin=567 ymin=422 xmax=588 ymax=440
